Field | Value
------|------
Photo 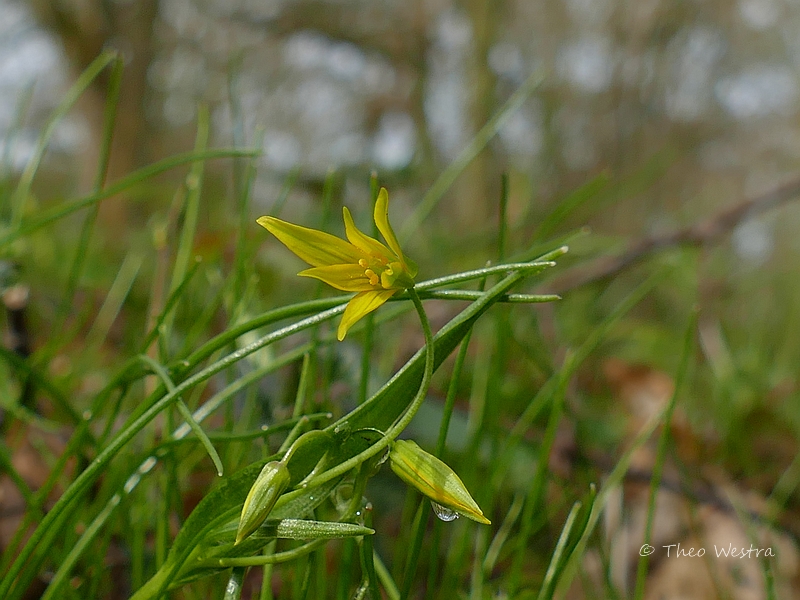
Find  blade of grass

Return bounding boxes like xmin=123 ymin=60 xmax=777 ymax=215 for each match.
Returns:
xmin=169 ymin=104 xmax=208 ymax=303
xmin=38 ymin=345 xmax=314 ymax=600
xmin=139 ymin=354 xmax=224 ymax=476
xmin=535 ymin=174 xmax=609 ymax=241
xmin=54 ymin=54 xmax=124 ymax=342
xmin=0 ymin=304 xmax=345 ymax=599
xmin=506 ymin=274 xmax=663 ymax=593
xmin=85 ymin=250 xmax=144 ymax=352
xmin=552 ymin=408 xmax=674 ymax=597
xmin=10 ymin=51 xmax=118 ymax=229
xmin=0 ymin=148 xmax=259 ymax=249
xmin=482 ymin=492 xmax=524 ymax=575
xmin=0 ymin=82 xmax=34 ymax=183
xmin=535 ymin=501 xmax=583 ymax=600
xmin=399 ymin=70 xmax=545 ymax=242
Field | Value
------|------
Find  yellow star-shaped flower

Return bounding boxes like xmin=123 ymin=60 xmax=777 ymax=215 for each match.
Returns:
xmin=258 ymin=188 xmax=417 ymax=340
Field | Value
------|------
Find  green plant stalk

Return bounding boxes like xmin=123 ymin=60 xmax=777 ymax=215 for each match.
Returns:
xmin=400 ymin=502 xmax=428 ymax=600
xmin=259 ymin=540 xmax=277 ymax=600
xmin=292 ymin=353 xmax=312 ymax=418
xmin=305 ymin=287 xmax=434 ymax=489
xmin=359 ymin=511 xmax=380 ymax=600
xmin=14 ymin=253 xmax=561 ymax=598
xmin=423 ymin=281 xmax=483 ymax=595
xmin=139 ymin=258 xmax=203 ymax=352
xmin=374 ymin=551 xmax=400 ymax=600
xmin=633 ymin=311 xmax=697 ymax=600
xmin=419 ymin=290 xmax=560 ymax=302
xmin=160 ymin=413 xmax=331 ymax=448
xmin=223 ymin=567 xmax=247 ymax=600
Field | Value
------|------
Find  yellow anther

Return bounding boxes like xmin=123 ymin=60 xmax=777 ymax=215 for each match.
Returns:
xmin=358 ymin=258 xmax=368 ymax=268
xmin=364 ymin=269 xmax=379 ymax=286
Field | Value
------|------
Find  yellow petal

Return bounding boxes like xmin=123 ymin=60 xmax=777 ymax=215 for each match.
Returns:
xmin=342 ymin=207 xmax=393 ymax=259
xmin=338 ymin=289 xmax=396 ymax=340
xmin=257 ymin=216 xmax=362 ymax=267
xmin=298 ymin=264 xmax=375 ymax=292
xmin=374 ymin=189 xmax=417 ymax=277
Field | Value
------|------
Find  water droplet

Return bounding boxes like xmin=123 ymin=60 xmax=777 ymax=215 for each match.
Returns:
xmin=432 ymin=502 xmax=459 ymax=522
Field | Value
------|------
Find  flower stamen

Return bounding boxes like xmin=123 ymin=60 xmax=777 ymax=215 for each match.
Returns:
xmin=364 ymin=269 xmax=380 ymax=286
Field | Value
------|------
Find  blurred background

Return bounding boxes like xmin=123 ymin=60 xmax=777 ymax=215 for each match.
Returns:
xmin=3 ymin=0 xmax=800 ymax=597
xmin=5 ymin=0 xmax=800 ymax=228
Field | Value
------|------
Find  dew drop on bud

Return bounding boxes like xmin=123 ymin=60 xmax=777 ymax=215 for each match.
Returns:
xmin=431 ymin=502 xmax=459 ymax=522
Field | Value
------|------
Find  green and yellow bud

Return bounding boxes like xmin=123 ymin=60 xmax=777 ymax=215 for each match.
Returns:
xmin=236 ymin=460 xmax=291 ymax=544
xmin=389 ymin=439 xmax=490 ymax=525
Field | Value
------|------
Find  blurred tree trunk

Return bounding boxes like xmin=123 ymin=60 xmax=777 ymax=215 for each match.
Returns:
xmin=27 ymin=0 xmax=159 ymax=230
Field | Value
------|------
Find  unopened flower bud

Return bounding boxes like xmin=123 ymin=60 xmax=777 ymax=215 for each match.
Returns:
xmin=236 ymin=460 xmax=291 ymax=544
xmin=389 ymin=440 xmax=490 ymax=525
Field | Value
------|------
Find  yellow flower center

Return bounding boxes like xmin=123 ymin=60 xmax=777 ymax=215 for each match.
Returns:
xmin=358 ymin=256 xmax=401 ymax=290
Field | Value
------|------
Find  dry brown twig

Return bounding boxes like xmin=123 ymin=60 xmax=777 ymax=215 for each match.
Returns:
xmin=548 ymin=177 xmax=800 ymax=293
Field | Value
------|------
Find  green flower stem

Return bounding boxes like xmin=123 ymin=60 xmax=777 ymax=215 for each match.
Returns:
xmin=418 ymin=290 xmax=560 ymax=303
xmin=414 ymin=261 xmax=559 ymax=291
xmin=305 ymin=286 xmax=434 ymax=489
